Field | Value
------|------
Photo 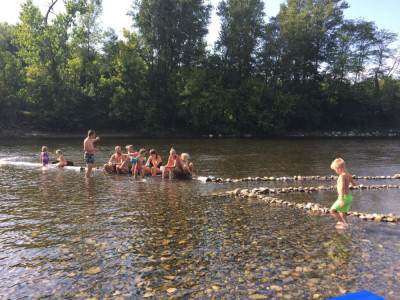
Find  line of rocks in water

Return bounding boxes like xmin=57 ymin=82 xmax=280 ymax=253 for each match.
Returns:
xmin=206 ymin=174 xmax=400 ymax=183
xmin=225 ymin=186 xmax=399 ymax=224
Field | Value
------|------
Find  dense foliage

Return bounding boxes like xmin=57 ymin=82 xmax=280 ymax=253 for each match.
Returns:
xmin=0 ymin=0 xmax=399 ymax=135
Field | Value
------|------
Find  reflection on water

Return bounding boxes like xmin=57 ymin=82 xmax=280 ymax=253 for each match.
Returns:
xmin=0 ymin=138 xmax=400 ymax=299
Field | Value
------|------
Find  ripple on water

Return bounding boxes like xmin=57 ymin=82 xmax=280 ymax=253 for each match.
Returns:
xmin=0 ymin=139 xmax=399 ymax=299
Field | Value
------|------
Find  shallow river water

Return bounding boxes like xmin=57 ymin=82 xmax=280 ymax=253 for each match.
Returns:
xmin=0 ymin=137 xmax=399 ymax=299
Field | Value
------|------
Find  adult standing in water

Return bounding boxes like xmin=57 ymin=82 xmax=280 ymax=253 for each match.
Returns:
xmin=83 ymin=129 xmax=100 ymax=178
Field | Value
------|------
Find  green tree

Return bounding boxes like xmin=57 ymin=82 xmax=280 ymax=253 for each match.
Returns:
xmin=98 ymin=30 xmax=148 ymax=129
xmin=176 ymin=55 xmax=236 ymax=133
xmin=217 ymin=0 xmax=265 ymax=82
xmin=132 ymin=0 xmax=211 ymax=129
xmin=269 ymin=0 xmax=348 ymax=128
xmin=216 ymin=0 xmax=265 ymax=132
xmin=0 ymin=23 xmax=24 ymax=128
xmin=13 ymin=0 xmax=106 ymax=130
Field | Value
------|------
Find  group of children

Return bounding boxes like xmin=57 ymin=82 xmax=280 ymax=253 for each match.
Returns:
xmin=103 ymin=146 xmax=195 ymax=180
xmin=42 ymin=129 xmax=356 ymax=230
xmin=40 ymin=146 xmax=67 ymax=168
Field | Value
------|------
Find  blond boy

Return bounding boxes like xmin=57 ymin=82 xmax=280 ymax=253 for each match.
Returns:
xmin=330 ymin=158 xmax=356 ymax=229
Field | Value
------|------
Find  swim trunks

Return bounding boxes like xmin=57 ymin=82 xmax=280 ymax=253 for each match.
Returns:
xmin=85 ymin=153 xmax=94 ymax=164
xmin=42 ymin=152 xmax=49 ymax=164
xmin=331 ymin=194 xmax=353 ymax=213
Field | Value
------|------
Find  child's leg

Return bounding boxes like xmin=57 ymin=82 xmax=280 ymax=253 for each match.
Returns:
xmin=330 ymin=208 xmax=345 ymax=223
xmin=133 ymin=167 xmax=137 ymax=178
xmin=162 ymin=168 xmax=167 ymax=178
xmin=339 ymin=212 xmax=348 ymax=224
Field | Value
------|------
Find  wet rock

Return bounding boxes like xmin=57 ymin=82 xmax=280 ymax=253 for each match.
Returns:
xmin=270 ymin=285 xmax=282 ymax=291
xmin=248 ymin=191 xmax=257 ymax=198
xmin=249 ymin=295 xmax=268 ymax=299
xmin=305 ymin=203 xmax=313 ymax=210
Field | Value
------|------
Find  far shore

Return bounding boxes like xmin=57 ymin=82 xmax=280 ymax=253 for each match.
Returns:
xmin=1 ymin=129 xmax=400 ymax=139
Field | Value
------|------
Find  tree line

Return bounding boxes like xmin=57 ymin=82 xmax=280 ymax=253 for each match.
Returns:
xmin=0 ymin=0 xmax=399 ymax=136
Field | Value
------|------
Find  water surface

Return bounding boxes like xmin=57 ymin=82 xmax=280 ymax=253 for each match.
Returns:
xmin=0 ymin=138 xmax=399 ymax=299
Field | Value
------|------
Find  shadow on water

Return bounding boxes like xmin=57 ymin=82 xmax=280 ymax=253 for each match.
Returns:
xmin=0 ymin=138 xmax=399 ymax=298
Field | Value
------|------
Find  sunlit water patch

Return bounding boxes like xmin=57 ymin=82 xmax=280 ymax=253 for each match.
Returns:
xmin=0 ymin=138 xmax=399 ymax=299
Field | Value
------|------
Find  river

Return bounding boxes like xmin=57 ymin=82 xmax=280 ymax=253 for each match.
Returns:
xmin=0 ymin=137 xmax=399 ymax=299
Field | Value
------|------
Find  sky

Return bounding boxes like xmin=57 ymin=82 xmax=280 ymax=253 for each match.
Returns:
xmin=0 ymin=0 xmax=399 ymax=47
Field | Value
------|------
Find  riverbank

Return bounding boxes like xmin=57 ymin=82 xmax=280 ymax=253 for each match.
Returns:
xmin=1 ymin=128 xmax=400 ymax=139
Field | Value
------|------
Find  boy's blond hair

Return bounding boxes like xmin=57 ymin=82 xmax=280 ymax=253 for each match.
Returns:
xmin=56 ymin=149 xmax=62 ymax=154
xmin=331 ymin=158 xmax=345 ymax=170
xmin=181 ymin=153 xmax=190 ymax=160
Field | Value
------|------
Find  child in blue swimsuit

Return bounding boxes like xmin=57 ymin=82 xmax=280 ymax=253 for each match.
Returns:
xmin=40 ymin=146 xmax=55 ymax=167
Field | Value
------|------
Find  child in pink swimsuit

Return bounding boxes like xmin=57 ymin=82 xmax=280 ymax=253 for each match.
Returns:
xmin=55 ymin=149 xmax=67 ymax=168
xmin=133 ymin=149 xmax=147 ymax=179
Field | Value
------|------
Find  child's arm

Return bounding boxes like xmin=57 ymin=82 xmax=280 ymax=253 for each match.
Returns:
xmin=173 ymin=157 xmax=181 ymax=168
xmin=350 ymin=177 xmax=357 ymax=186
xmin=145 ymin=158 xmax=151 ymax=167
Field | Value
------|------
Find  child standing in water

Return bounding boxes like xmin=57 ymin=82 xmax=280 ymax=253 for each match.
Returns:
xmin=330 ymin=158 xmax=357 ymax=229
xmin=55 ymin=149 xmax=67 ymax=168
xmin=40 ymin=146 xmax=56 ymax=167
xmin=133 ymin=149 xmax=147 ymax=179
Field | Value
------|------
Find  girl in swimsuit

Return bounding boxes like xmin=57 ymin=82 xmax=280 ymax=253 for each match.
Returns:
xmin=143 ymin=149 xmax=162 ymax=176
xmin=162 ymin=147 xmax=182 ymax=179
xmin=55 ymin=149 xmax=67 ymax=168
xmin=133 ymin=149 xmax=147 ymax=179
xmin=40 ymin=146 xmax=56 ymax=167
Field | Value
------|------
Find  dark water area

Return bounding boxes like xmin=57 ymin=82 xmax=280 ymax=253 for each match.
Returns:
xmin=0 ymin=138 xmax=399 ymax=299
